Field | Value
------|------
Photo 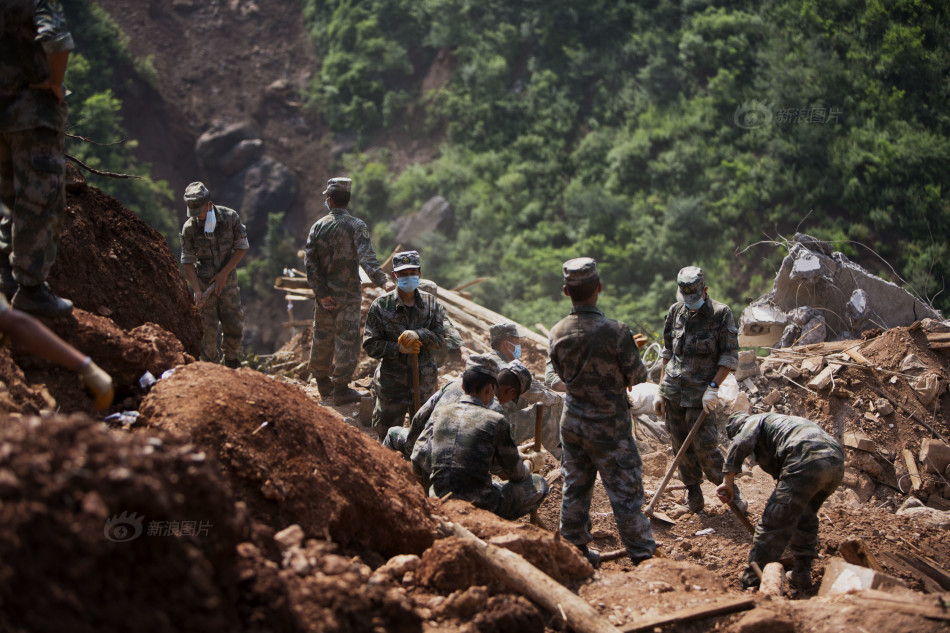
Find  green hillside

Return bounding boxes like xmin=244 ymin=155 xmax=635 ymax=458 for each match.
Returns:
xmin=303 ymin=0 xmax=950 ymax=332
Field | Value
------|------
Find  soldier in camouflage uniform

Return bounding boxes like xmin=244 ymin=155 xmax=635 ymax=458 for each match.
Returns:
xmin=489 ymin=322 xmax=563 ymax=458
xmin=430 ymin=366 xmax=548 ymax=520
xmin=305 ymin=177 xmax=394 ymax=404
xmin=655 ymin=266 xmax=742 ymax=513
xmin=363 ymin=250 xmax=447 ymax=440
xmin=408 ymin=359 xmax=532 ymax=490
xmin=179 ymin=182 xmax=249 ymax=368
xmin=718 ymin=412 xmax=844 ymax=590
xmin=0 ymin=0 xmax=75 ymax=316
xmin=418 ymin=279 xmax=467 ymax=367
xmin=549 ymin=257 xmax=655 ymax=565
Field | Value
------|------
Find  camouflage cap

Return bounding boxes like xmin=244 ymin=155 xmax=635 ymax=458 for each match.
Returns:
xmin=418 ymin=279 xmax=439 ymax=297
xmin=465 ymin=354 xmax=504 ymax=379
xmin=392 ymin=250 xmax=421 ymax=272
xmin=726 ymin=412 xmax=750 ymax=440
xmin=503 ymin=361 xmax=533 ymax=395
xmin=676 ymin=266 xmax=705 ymax=304
xmin=322 ymin=177 xmax=352 ymax=196
xmin=489 ymin=323 xmax=520 ymax=347
xmin=562 ymin=257 xmax=598 ymax=285
xmin=183 ymin=181 xmax=210 ymax=217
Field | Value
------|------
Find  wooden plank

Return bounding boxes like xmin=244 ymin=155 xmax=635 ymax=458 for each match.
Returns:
xmin=839 ymin=537 xmax=884 ymax=572
xmin=846 ymin=589 xmax=950 ymax=621
xmin=902 ymin=449 xmax=923 ymax=491
xmin=926 ymin=332 xmax=950 ymax=342
xmin=451 ymin=277 xmax=488 ymax=292
xmin=929 ymin=342 xmax=950 ymax=351
xmin=878 ymin=552 xmax=943 ymax=594
xmin=844 ymin=347 xmax=871 ymax=365
xmin=438 ymin=287 xmax=548 ymax=346
xmin=894 ymin=551 xmax=950 ymax=591
xmin=619 ymin=597 xmax=755 ymax=633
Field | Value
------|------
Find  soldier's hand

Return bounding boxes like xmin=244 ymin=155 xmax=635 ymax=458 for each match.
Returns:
xmin=399 ymin=340 xmax=422 ymax=354
xmin=398 ymin=330 xmax=420 ymax=346
xmin=702 ymin=385 xmax=719 ymax=413
xmin=653 ymin=396 xmax=666 ymax=418
xmin=78 ymin=359 xmax=114 ymax=411
xmin=715 ymin=483 xmax=734 ymax=504
xmin=633 ymin=333 xmax=649 ymax=349
xmin=383 ymin=281 xmax=396 ymax=292
xmin=521 ymin=449 xmax=545 ymax=473
xmin=211 ymin=271 xmax=228 ymax=295
xmin=319 ymin=296 xmax=338 ymax=311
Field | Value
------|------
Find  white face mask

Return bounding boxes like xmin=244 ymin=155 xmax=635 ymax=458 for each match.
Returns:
xmin=203 ymin=205 xmax=216 ymax=237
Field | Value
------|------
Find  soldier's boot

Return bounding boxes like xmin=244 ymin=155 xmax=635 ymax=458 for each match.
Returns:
xmin=332 ymin=383 xmax=366 ymax=405
xmin=788 ymin=556 xmax=814 ymax=591
xmin=0 ymin=259 xmax=17 ymax=300
xmin=686 ymin=483 xmax=705 ymax=513
xmin=575 ymin=544 xmax=601 ymax=568
xmin=12 ymin=282 xmax=73 ymax=317
xmin=316 ymin=377 xmax=334 ymax=403
xmin=224 ymin=358 xmax=241 ymax=369
xmin=732 ymin=485 xmax=748 ymax=514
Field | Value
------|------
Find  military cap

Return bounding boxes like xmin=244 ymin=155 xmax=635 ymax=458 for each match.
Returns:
xmin=562 ymin=257 xmax=598 ymax=284
xmin=726 ymin=412 xmax=750 ymax=439
xmin=183 ymin=181 xmax=211 ymax=217
xmin=489 ymin=323 xmax=520 ymax=347
xmin=676 ymin=266 xmax=705 ymax=304
xmin=465 ymin=354 xmax=504 ymax=379
xmin=322 ymin=177 xmax=352 ymax=195
xmin=392 ymin=250 xmax=421 ymax=272
xmin=503 ymin=361 xmax=533 ymax=395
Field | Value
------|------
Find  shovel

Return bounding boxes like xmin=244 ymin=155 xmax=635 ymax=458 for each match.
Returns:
xmin=196 ymin=280 xmax=216 ymax=308
xmin=529 ymin=404 xmax=549 ymax=531
xmin=644 ymin=410 xmax=709 ymax=526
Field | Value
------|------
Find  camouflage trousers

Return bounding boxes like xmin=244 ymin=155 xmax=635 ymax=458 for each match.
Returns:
xmin=0 ymin=127 xmax=66 ymax=286
xmin=197 ymin=277 xmax=244 ymax=363
xmin=560 ymin=428 xmax=656 ymax=560
xmin=309 ymin=301 xmax=361 ymax=388
xmin=741 ymin=456 xmax=844 ymax=588
xmin=664 ymin=399 xmax=724 ymax=487
xmin=430 ymin=475 xmax=549 ymax=521
xmin=372 ymin=390 xmax=434 ymax=442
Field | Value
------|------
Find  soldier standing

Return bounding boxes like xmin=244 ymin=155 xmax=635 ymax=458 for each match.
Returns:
xmin=362 ymin=250 xmax=447 ymax=440
xmin=305 ymin=177 xmax=394 ymax=404
xmin=654 ymin=266 xmax=743 ymax=513
xmin=718 ymin=412 xmax=844 ymax=590
xmin=0 ymin=0 xmax=75 ymax=315
xmin=549 ymin=257 xmax=655 ymax=566
xmin=429 ymin=366 xmax=548 ymax=520
xmin=179 ymin=182 xmax=248 ymax=368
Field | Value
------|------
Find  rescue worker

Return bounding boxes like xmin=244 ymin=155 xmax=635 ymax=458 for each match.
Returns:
xmin=429 ymin=365 xmax=548 ymax=520
xmin=549 ymin=257 xmax=655 ymax=566
xmin=179 ymin=182 xmax=248 ymax=368
xmin=362 ymin=250 xmax=447 ymax=440
xmin=718 ymin=412 xmax=844 ymax=590
xmin=304 ymin=177 xmax=394 ymax=404
xmin=654 ymin=266 xmax=743 ymax=513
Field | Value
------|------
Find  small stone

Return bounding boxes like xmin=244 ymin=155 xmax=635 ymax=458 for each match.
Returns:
xmin=274 ymin=524 xmax=305 ymax=550
xmin=874 ymin=399 xmax=894 ymax=416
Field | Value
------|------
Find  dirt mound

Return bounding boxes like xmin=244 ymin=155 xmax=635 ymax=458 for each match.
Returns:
xmin=415 ymin=499 xmax=592 ymax=593
xmin=139 ymin=362 xmax=435 ymax=557
xmin=50 ymin=182 xmax=201 ymax=356
xmin=10 ymin=309 xmax=191 ymax=413
xmin=0 ymin=414 xmax=250 ymax=632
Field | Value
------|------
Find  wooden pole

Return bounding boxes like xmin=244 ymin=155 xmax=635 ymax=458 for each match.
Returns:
xmin=410 ymin=353 xmax=421 ymax=416
xmin=644 ymin=411 xmax=708 ymax=518
xmin=530 ymin=404 xmax=548 ymax=531
xmin=444 ymin=520 xmax=620 ymax=633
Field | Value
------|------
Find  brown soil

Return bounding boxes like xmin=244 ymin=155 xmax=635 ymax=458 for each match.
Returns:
xmin=138 ymin=362 xmax=435 ymax=559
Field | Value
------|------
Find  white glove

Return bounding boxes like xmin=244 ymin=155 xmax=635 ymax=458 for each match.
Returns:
xmin=653 ymin=397 xmax=666 ymax=417
xmin=522 ymin=449 xmax=545 ymax=473
xmin=702 ymin=385 xmax=719 ymax=413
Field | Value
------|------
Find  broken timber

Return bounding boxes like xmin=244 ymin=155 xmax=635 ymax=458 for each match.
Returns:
xmin=619 ymin=596 xmax=755 ymax=633
xmin=442 ymin=519 xmax=620 ymax=633
xmin=839 ymin=537 xmax=884 ymax=572
xmin=842 ymin=589 xmax=950 ymax=622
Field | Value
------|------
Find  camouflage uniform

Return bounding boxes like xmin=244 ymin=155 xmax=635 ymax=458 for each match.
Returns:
xmin=549 ymin=262 xmax=655 ymax=560
xmin=724 ymin=413 xmax=844 ymax=588
xmin=0 ymin=1 xmax=73 ymax=288
xmin=544 ymin=359 xmax=565 ymax=392
xmin=658 ymin=298 xmax=739 ymax=487
xmin=363 ymin=288 xmax=447 ymax=437
xmin=304 ymin=206 xmax=389 ymax=389
xmin=180 ymin=204 xmax=249 ymax=363
xmin=430 ymin=394 xmax=549 ymax=520
xmin=418 ymin=279 xmax=464 ymax=366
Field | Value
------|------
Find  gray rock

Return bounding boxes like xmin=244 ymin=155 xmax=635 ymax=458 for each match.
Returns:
xmin=195 ymin=121 xmax=259 ymax=168
xmin=392 ymin=196 xmax=454 ymax=248
xmin=219 ymin=139 xmax=264 ymax=177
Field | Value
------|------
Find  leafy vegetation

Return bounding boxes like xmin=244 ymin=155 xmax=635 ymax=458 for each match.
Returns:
xmin=302 ymin=0 xmax=950 ymax=332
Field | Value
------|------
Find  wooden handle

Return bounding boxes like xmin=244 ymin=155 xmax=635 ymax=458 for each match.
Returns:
xmin=534 ymin=404 xmax=544 ymax=451
xmin=410 ymin=353 xmax=421 ymax=415
xmin=645 ymin=411 xmax=707 ymax=517
xmin=729 ymin=501 xmax=755 ymax=535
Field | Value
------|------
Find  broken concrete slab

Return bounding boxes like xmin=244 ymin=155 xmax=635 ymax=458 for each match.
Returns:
xmin=844 ymin=430 xmax=876 ymax=453
xmin=819 ymin=558 xmax=909 ymax=595
xmin=800 ymin=355 xmax=826 ymax=374
xmin=729 ymin=392 xmax=752 ymax=415
xmin=919 ymin=439 xmax=950 ymax=474
xmin=734 ymin=350 xmax=760 ymax=381
xmin=739 ymin=234 xmax=942 ymax=347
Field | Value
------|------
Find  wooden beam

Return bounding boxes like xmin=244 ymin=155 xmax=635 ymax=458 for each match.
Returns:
xmin=619 ymin=597 xmax=755 ymax=633
xmin=845 ymin=589 xmax=950 ymax=620
xmin=878 ymin=552 xmax=943 ymax=594
xmin=839 ymin=538 xmax=884 ymax=572
xmin=451 ymin=277 xmax=488 ymax=292
xmin=902 ymin=449 xmax=922 ymax=491
xmin=438 ymin=286 xmax=548 ymax=346
xmin=926 ymin=332 xmax=950 ymax=343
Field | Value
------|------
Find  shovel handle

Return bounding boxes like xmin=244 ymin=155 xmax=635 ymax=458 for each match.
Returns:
xmin=534 ymin=404 xmax=543 ymax=452
xmin=410 ymin=353 xmax=421 ymax=415
xmin=645 ymin=410 xmax=708 ymax=517
xmin=729 ymin=500 xmax=756 ymax=535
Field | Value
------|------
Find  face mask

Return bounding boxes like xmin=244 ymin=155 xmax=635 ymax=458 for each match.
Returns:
xmin=396 ymin=275 xmax=419 ymax=293
xmin=324 ymin=199 xmax=330 ymax=211
xmin=512 ymin=344 xmax=522 ymax=360
xmin=685 ymin=297 xmax=705 ymax=311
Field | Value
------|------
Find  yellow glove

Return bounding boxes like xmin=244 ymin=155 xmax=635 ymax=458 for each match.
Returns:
xmin=633 ymin=333 xmax=649 ymax=349
xmin=398 ymin=330 xmax=422 ymax=354
xmin=522 ymin=449 xmax=545 ymax=473
xmin=79 ymin=358 xmax=114 ymax=411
